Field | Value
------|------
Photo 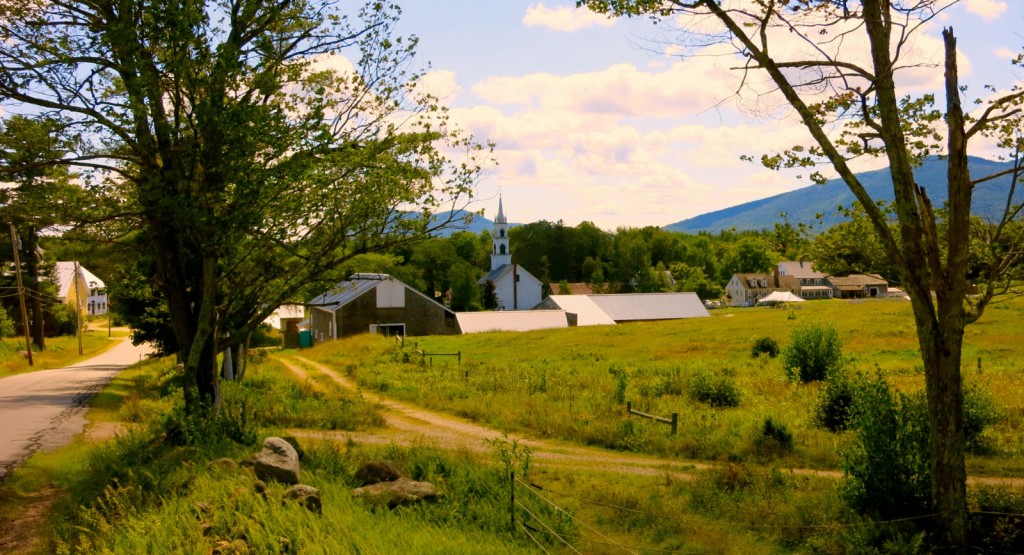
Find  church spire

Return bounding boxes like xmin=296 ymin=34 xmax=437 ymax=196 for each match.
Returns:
xmin=495 ymin=195 xmax=507 ymax=224
xmin=490 ymin=195 xmax=512 ymax=271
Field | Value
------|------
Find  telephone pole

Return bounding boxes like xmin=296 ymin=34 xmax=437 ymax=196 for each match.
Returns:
xmin=8 ymin=224 xmax=33 ymax=366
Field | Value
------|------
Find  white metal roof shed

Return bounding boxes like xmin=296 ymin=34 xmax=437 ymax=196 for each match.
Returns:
xmin=588 ymin=292 xmax=710 ymax=322
xmin=456 ymin=310 xmax=569 ymax=334
xmin=538 ymin=295 xmax=617 ymax=326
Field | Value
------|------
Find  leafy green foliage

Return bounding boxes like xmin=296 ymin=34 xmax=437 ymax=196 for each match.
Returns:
xmin=841 ymin=374 xmax=931 ymax=520
xmin=750 ymin=336 xmax=779 ymax=358
xmin=0 ymin=305 xmax=15 ymax=337
xmin=816 ymin=369 xmax=857 ymax=432
xmin=782 ymin=322 xmax=844 ymax=382
xmin=756 ymin=417 xmax=794 ymax=452
xmin=689 ymin=369 xmax=741 ymax=408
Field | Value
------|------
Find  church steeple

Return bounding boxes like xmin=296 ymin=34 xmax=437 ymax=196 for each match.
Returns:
xmin=495 ymin=196 xmax=507 ymax=224
xmin=491 ymin=195 xmax=512 ymax=271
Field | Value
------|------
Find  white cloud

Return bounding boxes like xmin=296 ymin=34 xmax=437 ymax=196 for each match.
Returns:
xmin=963 ymin=0 xmax=1007 ymax=21
xmin=522 ymin=3 xmax=615 ymax=32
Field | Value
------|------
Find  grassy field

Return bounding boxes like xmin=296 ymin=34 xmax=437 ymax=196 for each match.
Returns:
xmin=0 ymin=325 xmax=129 ymax=378
xmin=310 ymin=297 xmax=1024 ymax=475
xmin=2 ymin=297 xmax=1023 ymax=553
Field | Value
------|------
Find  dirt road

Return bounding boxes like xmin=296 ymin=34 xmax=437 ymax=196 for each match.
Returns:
xmin=0 ymin=337 xmax=153 ymax=481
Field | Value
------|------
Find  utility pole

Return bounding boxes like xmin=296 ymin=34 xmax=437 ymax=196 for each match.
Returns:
xmin=73 ymin=261 xmax=83 ymax=355
xmin=8 ymin=224 xmax=33 ymax=366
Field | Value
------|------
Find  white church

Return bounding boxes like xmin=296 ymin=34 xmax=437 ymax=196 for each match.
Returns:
xmin=477 ymin=197 xmax=543 ymax=310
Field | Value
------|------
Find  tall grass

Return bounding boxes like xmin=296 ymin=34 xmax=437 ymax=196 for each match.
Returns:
xmin=300 ymin=297 xmax=1024 ymax=473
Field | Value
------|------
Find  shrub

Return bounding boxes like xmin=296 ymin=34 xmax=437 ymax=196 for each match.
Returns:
xmin=689 ymin=369 xmax=741 ymax=408
xmin=782 ymin=322 xmax=844 ymax=382
xmin=816 ymin=369 xmax=857 ymax=431
xmin=841 ymin=373 xmax=930 ymax=520
xmin=750 ymin=336 xmax=780 ymax=358
xmin=758 ymin=417 xmax=793 ymax=452
xmin=0 ymin=305 xmax=15 ymax=337
xmin=963 ymin=384 xmax=1000 ymax=453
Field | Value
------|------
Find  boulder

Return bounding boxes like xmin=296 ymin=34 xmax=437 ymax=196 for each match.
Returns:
xmin=252 ymin=437 xmax=300 ymax=484
xmin=351 ymin=478 xmax=441 ymax=508
xmin=208 ymin=458 xmax=238 ymax=472
xmin=353 ymin=460 xmax=402 ymax=486
xmin=283 ymin=484 xmax=322 ymax=514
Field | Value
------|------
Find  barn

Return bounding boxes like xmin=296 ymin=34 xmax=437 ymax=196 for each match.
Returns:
xmin=308 ymin=274 xmax=458 ymax=343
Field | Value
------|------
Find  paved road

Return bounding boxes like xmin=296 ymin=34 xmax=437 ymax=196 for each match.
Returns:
xmin=0 ymin=337 xmax=154 ymax=481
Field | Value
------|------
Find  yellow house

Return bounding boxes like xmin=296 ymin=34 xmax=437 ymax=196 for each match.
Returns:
xmin=54 ymin=261 xmax=90 ymax=313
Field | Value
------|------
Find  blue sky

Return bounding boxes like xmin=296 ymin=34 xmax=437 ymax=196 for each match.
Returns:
xmin=404 ymin=2 xmax=1023 ymax=229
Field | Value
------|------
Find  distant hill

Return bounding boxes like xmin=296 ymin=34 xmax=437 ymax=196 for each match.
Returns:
xmin=664 ymin=156 xmax=1021 ymax=233
xmin=430 ymin=210 xmax=502 ymax=237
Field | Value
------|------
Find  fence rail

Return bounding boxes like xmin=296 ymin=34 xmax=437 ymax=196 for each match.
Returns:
xmin=415 ymin=349 xmax=461 ymax=367
xmin=626 ymin=401 xmax=678 ymax=435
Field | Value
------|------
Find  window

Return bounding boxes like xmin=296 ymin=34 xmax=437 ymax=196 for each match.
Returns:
xmin=500 ymin=229 xmax=505 ymax=238
xmin=499 ymin=244 xmax=506 ymax=255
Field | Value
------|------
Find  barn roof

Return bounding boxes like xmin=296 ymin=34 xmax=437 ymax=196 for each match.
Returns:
xmin=539 ymin=295 xmax=616 ymax=326
xmin=587 ymin=292 xmax=710 ymax=322
xmin=456 ymin=310 xmax=569 ymax=334
xmin=309 ymin=273 xmax=453 ymax=315
xmin=778 ymin=260 xmax=825 ymax=280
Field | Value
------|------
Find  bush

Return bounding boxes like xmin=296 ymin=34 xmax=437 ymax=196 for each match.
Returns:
xmin=689 ymin=369 xmax=741 ymax=408
xmin=48 ymin=302 xmax=80 ymax=336
xmin=841 ymin=373 xmax=931 ymax=520
xmin=758 ymin=417 xmax=793 ymax=451
xmin=782 ymin=322 xmax=844 ymax=382
xmin=816 ymin=369 xmax=857 ymax=431
xmin=750 ymin=336 xmax=780 ymax=358
xmin=963 ymin=384 xmax=1000 ymax=453
xmin=0 ymin=305 xmax=15 ymax=337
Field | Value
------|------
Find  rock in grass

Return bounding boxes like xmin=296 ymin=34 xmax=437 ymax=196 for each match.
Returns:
xmin=353 ymin=460 xmax=402 ymax=486
xmin=283 ymin=484 xmax=322 ymax=514
xmin=208 ymin=458 xmax=238 ymax=472
xmin=351 ymin=478 xmax=440 ymax=508
xmin=252 ymin=437 xmax=300 ymax=484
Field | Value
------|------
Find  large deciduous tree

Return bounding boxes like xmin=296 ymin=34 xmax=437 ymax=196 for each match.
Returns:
xmin=0 ymin=115 xmax=85 ymax=350
xmin=0 ymin=0 xmax=489 ymax=414
xmin=581 ymin=0 xmax=1024 ymax=547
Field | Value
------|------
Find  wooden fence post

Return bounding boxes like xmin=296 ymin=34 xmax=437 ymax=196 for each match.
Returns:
xmin=671 ymin=412 xmax=678 ymax=435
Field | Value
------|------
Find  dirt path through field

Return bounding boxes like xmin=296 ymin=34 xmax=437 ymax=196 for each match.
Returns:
xmin=281 ymin=356 xmax=1024 ymax=488
xmin=283 ymin=356 xmax=761 ymax=480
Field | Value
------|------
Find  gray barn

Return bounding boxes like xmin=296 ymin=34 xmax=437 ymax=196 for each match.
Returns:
xmin=308 ymin=274 xmax=458 ymax=343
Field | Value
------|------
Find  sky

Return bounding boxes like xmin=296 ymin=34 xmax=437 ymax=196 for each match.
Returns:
xmin=388 ymin=1 xmax=1024 ymax=230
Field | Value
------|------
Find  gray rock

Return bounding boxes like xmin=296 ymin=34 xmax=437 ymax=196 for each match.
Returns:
xmin=252 ymin=437 xmax=300 ymax=484
xmin=353 ymin=460 xmax=402 ymax=486
xmin=351 ymin=478 xmax=441 ymax=508
xmin=283 ymin=484 xmax=322 ymax=514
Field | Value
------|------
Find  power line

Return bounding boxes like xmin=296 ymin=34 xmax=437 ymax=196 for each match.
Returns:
xmin=516 ymin=499 xmax=581 ymax=554
xmin=518 ymin=477 xmax=632 ymax=554
xmin=529 ymin=480 xmax=946 ymax=531
xmin=516 ymin=521 xmax=550 ymax=555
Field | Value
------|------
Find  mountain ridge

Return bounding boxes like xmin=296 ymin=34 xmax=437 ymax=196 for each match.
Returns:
xmin=664 ymin=156 xmax=1020 ymax=233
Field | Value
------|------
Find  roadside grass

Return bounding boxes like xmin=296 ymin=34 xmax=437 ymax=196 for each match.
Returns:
xmin=0 ymin=329 xmax=122 ymax=378
xmin=0 ymin=355 xmax=564 ymax=554
xmin=303 ymin=297 xmax=1024 ymax=475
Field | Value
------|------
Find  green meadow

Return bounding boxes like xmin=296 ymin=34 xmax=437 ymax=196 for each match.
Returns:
xmin=317 ymin=297 xmax=1024 ymax=475
xmin=3 ymin=296 xmax=1024 ymax=553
